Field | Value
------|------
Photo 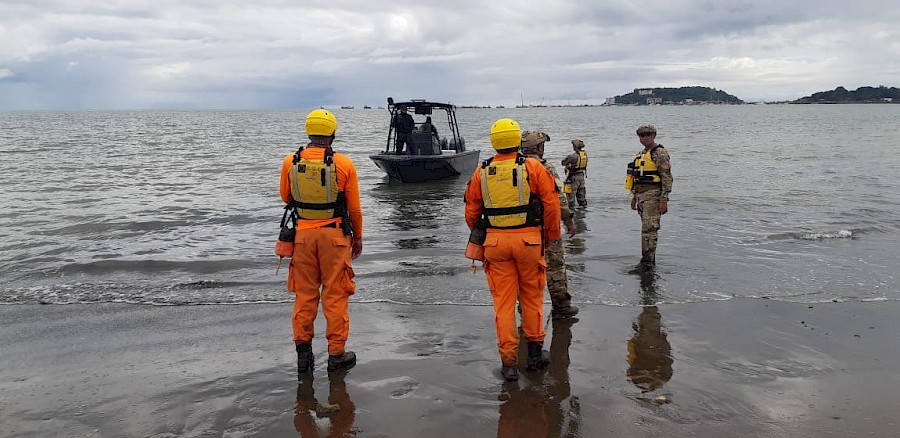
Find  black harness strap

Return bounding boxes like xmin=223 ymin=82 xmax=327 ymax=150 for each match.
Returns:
xmin=483 ymin=205 xmax=530 ymax=216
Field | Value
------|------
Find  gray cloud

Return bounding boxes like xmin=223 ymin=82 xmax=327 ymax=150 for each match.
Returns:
xmin=1 ymin=0 xmax=898 ymax=109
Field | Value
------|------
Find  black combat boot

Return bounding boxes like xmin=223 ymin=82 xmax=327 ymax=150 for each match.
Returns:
xmin=501 ymin=365 xmax=519 ymax=382
xmin=327 ymin=351 xmax=357 ymax=373
xmin=551 ymin=302 xmax=579 ymax=320
xmin=525 ymin=342 xmax=550 ymax=371
xmin=296 ymin=343 xmax=314 ymax=376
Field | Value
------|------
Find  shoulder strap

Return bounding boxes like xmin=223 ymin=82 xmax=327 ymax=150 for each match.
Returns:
xmin=292 ymin=146 xmax=305 ymax=164
xmin=280 ymin=203 xmax=298 ymax=228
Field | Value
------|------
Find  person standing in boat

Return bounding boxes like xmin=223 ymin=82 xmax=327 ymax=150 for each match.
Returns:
xmin=520 ymin=130 xmax=579 ymax=320
xmin=464 ymin=118 xmax=561 ymax=381
xmin=391 ymin=106 xmax=415 ymax=154
xmin=279 ymin=109 xmax=364 ymax=377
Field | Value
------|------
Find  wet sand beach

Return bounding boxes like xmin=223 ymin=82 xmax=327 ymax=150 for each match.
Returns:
xmin=2 ymin=299 xmax=899 ymax=437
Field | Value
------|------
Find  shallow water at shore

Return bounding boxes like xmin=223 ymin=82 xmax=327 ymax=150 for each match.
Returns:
xmin=2 ymin=105 xmax=899 ymax=306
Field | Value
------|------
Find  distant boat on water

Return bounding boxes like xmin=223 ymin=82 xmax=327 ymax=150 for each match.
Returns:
xmin=341 ymin=106 xmax=354 ymax=109
xmin=363 ymin=105 xmax=372 ymax=109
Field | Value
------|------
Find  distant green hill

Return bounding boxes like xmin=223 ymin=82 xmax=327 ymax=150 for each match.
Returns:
xmin=792 ymin=86 xmax=900 ymax=103
xmin=610 ymin=86 xmax=744 ymax=105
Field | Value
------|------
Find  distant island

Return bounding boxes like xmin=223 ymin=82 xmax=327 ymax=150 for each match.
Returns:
xmin=450 ymin=84 xmax=900 ymax=109
xmin=607 ymin=86 xmax=744 ymax=106
xmin=791 ymin=86 xmax=899 ymax=104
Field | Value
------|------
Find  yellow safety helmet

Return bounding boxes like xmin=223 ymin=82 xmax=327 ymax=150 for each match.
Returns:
xmin=305 ymin=109 xmax=338 ymax=136
xmin=490 ymin=118 xmax=522 ymax=150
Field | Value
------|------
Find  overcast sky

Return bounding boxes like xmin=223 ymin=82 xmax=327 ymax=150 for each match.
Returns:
xmin=1 ymin=0 xmax=898 ymax=110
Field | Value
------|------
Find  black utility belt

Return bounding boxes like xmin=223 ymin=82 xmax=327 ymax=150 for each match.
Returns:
xmin=297 ymin=221 xmax=339 ymax=228
xmin=486 ymin=225 xmax=542 ymax=230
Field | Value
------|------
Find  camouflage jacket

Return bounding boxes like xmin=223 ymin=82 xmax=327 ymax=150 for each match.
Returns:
xmin=536 ymin=158 xmax=573 ymax=223
xmin=562 ymin=151 xmax=587 ymax=176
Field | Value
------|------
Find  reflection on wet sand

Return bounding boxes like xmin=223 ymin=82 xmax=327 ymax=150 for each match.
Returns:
xmin=497 ymin=319 xmax=582 ymax=437
xmin=564 ymin=210 xmax=588 ymax=256
xmin=626 ymin=269 xmax=674 ymax=393
xmin=294 ymin=371 xmax=357 ymax=437
xmin=546 ymin=318 xmax=582 ymax=436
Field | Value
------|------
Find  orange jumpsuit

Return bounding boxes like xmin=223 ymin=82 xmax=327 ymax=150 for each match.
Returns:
xmin=280 ymin=146 xmax=363 ymax=356
xmin=465 ymin=152 xmax=561 ymax=365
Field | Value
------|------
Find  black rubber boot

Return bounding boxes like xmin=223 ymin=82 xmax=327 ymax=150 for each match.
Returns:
xmin=639 ymin=251 xmax=656 ymax=268
xmin=629 ymin=259 xmax=655 ymax=275
xmin=551 ymin=303 xmax=579 ymax=320
xmin=501 ymin=365 xmax=519 ymax=381
xmin=525 ymin=342 xmax=550 ymax=371
xmin=327 ymin=351 xmax=357 ymax=373
xmin=296 ymin=343 xmax=314 ymax=376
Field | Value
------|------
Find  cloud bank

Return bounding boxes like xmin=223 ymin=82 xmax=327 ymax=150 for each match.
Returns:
xmin=1 ymin=0 xmax=898 ymax=109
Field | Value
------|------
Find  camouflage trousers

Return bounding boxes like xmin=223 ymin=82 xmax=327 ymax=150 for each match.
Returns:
xmin=545 ymin=239 xmax=571 ymax=307
xmin=635 ymin=189 xmax=662 ymax=264
xmin=567 ymin=173 xmax=587 ymax=209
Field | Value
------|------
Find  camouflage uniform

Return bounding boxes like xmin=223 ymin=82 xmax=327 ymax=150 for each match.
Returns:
xmin=541 ymin=160 xmax=573 ymax=308
xmin=521 ymin=131 xmax=578 ymax=318
xmin=561 ymin=140 xmax=588 ymax=209
xmin=631 ymin=126 xmax=673 ymax=265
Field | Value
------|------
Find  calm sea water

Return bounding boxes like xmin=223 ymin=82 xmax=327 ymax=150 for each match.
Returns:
xmin=1 ymin=105 xmax=899 ymax=307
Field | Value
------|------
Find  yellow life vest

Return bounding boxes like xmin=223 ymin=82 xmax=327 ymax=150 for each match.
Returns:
xmin=289 ymin=147 xmax=344 ymax=220
xmin=625 ymin=145 xmax=663 ymax=189
xmin=575 ymin=151 xmax=588 ymax=171
xmin=566 ymin=151 xmax=588 ymax=174
xmin=480 ymin=155 xmax=540 ymax=228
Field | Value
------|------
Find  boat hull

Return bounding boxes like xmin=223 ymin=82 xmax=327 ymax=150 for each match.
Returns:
xmin=369 ymin=150 xmax=481 ymax=183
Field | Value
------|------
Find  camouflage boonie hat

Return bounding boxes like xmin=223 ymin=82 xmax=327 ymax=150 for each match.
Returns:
xmin=636 ymin=124 xmax=657 ymax=135
xmin=521 ymin=131 xmax=550 ymax=150
xmin=571 ymin=139 xmax=585 ymax=149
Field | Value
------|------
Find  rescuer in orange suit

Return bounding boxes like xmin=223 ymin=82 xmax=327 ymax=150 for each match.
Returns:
xmin=280 ymin=109 xmax=363 ymax=377
xmin=464 ymin=118 xmax=562 ymax=382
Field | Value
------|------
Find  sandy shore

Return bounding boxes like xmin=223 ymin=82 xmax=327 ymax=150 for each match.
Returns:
xmin=2 ymin=299 xmax=899 ymax=437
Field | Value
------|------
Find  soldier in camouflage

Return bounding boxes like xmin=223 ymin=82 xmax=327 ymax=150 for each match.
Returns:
xmin=629 ymin=124 xmax=673 ymax=269
xmin=521 ymin=131 xmax=579 ymax=320
xmin=561 ymin=139 xmax=589 ymax=209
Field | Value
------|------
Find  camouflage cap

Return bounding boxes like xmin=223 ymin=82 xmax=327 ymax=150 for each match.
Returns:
xmin=571 ymin=139 xmax=585 ymax=149
xmin=521 ymin=130 xmax=550 ymax=150
xmin=636 ymin=124 xmax=657 ymax=135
